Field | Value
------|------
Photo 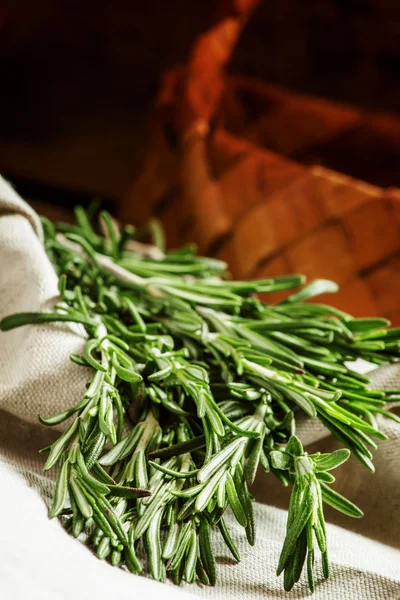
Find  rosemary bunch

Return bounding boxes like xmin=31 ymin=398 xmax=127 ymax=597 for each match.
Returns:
xmin=1 ymin=207 xmax=399 ymax=592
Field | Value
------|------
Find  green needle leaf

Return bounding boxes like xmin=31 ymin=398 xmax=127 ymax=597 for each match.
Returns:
xmin=218 ymin=518 xmax=240 ymax=561
xmin=312 ymin=449 xmax=350 ymax=472
xmin=49 ymin=459 xmax=69 ymax=518
xmin=282 ymin=279 xmax=339 ymax=304
xmin=199 ymin=518 xmax=216 ymax=586
xmin=0 ymin=311 xmax=93 ymax=331
xmin=226 ymin=473 xmax=247 ymax=527
xmin=197 ymin=437 xmax=247 ymax=483
xmin=44 ymin=420 xmax=79 ymax=471
xmin=270 ymin=451 xmax=293 ymax=471
xmin=320 ymin=482 xmax=363 ymax=517
xmin=69 ymin=476 xmax=93 ymax=519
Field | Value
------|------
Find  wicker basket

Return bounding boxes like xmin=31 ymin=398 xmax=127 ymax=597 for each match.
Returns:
xmin=122 ymin=0 xmax=400 ymax=324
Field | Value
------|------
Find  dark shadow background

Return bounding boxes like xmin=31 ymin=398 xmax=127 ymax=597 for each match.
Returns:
xmin=0 ymin=0 xmax=400 ymax=205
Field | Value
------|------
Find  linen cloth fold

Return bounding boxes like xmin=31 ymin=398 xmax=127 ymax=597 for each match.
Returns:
xmin=0 ymin=175 xmax=399 ymax=600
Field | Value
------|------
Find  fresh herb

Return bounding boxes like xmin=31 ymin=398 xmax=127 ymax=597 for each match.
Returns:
xmin=1 ymin=208 xmax=399 ymax=592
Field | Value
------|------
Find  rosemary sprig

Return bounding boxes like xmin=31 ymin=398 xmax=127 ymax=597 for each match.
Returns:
xmin=1 ymin=208 xmax=399 ymax=592
xmin=271 ymin=436 xmax=362 ymax=591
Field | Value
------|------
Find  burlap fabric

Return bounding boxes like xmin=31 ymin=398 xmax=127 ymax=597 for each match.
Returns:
xmin=0 ymin=176 xmax=399 ymax=599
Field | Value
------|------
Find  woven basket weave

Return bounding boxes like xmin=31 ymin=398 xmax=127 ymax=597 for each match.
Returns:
xmin=122 ymin=0 xmax=400 ymax=324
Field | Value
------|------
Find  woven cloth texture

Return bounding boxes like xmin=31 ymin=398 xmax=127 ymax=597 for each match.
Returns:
xmin=0 ymin=175 xmax=399 ymax=600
